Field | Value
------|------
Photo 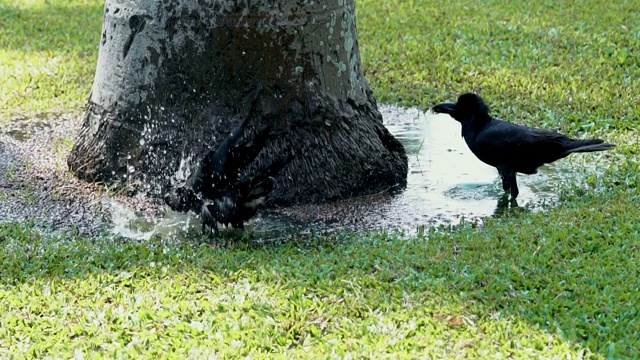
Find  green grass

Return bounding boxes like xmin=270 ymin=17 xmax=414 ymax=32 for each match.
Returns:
xmin=3 ymin=189 xmax=640 ymax=358
xmin=359 ymin=0 xmax=640 ymax=137
xmin=2 ymin=0 xmax=640 ymax=358
xmin=0 ymin=0 xmax=102 ymax=119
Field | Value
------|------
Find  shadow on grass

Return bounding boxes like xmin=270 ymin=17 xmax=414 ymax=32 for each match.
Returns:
xmin=1 ymin=193 xmax=638 ymax=358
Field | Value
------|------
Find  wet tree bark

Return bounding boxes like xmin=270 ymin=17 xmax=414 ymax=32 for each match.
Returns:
xmin=68 ymin=0 xmax=408 ymax=206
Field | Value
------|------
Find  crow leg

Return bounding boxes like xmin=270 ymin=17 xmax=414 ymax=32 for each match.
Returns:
xmin=497 ymin=168 xmax=510 ymax=191
xmin=200 ymin=205 xmax=219 ymax=238
xmin=506 ymin=170 xmax=519 ymax=200
xmin=498 ymin=165 xmax=519 ymax=200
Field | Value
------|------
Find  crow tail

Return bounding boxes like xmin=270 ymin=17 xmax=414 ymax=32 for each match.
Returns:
xmin=564 ymin=139 xmax=616 ymax=155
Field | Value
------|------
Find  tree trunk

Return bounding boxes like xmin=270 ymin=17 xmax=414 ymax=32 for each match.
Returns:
xmin=68 ymin=0 xmax=408 ymax=206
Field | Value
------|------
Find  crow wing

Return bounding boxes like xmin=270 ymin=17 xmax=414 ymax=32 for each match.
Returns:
xmin=473 ymin=119 xmax=572 ymax=174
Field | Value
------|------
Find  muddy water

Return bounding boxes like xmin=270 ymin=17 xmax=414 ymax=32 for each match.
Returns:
xmin=108 ymin=105 xmax=583 ymax=241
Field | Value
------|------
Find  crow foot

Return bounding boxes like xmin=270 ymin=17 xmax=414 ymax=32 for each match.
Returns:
xmin=200 ymin=204 xmax=219 ymax=239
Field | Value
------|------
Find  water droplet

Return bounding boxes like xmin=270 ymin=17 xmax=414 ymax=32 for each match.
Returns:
xmin=139 ymin=138 xmax=146 ymax=146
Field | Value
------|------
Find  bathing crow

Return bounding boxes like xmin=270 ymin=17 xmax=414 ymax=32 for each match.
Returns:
xmin=432 ymin=93 xmax=615 ymax=200
xmin=164 ymin=88 xmax=292 ymax=238
xmin=182 ymin=89 xmax=266 ymax=197
xmin=196 ymin=152 xmax=292 ymax=237
xmin=164 ymin=117 xmax=289 ymax=237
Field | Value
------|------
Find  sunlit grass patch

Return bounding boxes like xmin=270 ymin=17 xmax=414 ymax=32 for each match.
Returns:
xmin=358 ymin=0 xmax=640 ymax=134
xmin=0 ymin=0 xmax=103 ymax=118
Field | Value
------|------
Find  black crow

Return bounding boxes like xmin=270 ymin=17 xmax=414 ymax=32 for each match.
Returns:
xmin=197 ymin=153 xmax=293 ymax=237
xmin=164 ymin=120 xmax=289 ymax=238
xmin=432 ymin=93 xmax=615 ymax=200
xmin=166 ymin=163 xmax=286 ymax=238
xmin=183 ymin=90 xmax=264 ymax=196
xmin=164 ymin=87 xmax=292 ymax=238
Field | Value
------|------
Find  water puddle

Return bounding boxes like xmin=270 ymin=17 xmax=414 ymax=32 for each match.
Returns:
xmin=1 ymin=116 xmax=53 ymax=141
xmin=107 ymin=105 xmax=593 ymax=241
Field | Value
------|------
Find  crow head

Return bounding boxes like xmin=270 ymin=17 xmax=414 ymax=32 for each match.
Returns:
xmin=432 ymin=93 xmax=489 ymax=125
xmin=164 ymin=186 xmax=201 ymax=213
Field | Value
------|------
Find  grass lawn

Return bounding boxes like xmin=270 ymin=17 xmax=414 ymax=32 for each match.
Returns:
xmin=1 ymin=0 xmax=640 ymax=358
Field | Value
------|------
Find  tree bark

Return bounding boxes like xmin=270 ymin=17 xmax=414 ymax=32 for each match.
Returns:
xmin=68 ymin=0 xmax=408 ymax=206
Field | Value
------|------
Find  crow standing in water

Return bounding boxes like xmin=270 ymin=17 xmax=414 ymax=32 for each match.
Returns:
xmin=164 ymin=90 xmax=292 ymax=238
xmin=432 ymin=93 xmax=615 ymax=201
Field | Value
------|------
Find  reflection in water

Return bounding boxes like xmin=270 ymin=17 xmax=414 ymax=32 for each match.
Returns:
xmin=492 ymin=194 xmax=531 ymax=218
xmin=109 ymin=105 xmax=592 ymax=241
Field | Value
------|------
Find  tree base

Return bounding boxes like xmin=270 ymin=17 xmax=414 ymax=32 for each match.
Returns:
xmin=68 ymin=85 xmax=407 ymax=206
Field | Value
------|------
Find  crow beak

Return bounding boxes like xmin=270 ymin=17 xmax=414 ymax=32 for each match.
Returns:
xmin=431 ymin=102 xmax=457 ymax=115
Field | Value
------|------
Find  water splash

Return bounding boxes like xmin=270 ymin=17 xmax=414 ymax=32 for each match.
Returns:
xmin=107 ymin=200 xmax=198 ymax=241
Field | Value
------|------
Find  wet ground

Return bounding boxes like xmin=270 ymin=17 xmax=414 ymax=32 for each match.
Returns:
xmin=258 ymin=106 xmax=578 ymax=239
xmin=0 ymin=114 xmax=164 ymax=238
xmin=0 ymin=114 xmax=106 ymax=236
xmin=0 ymin=106 xmax=595 ymax=241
